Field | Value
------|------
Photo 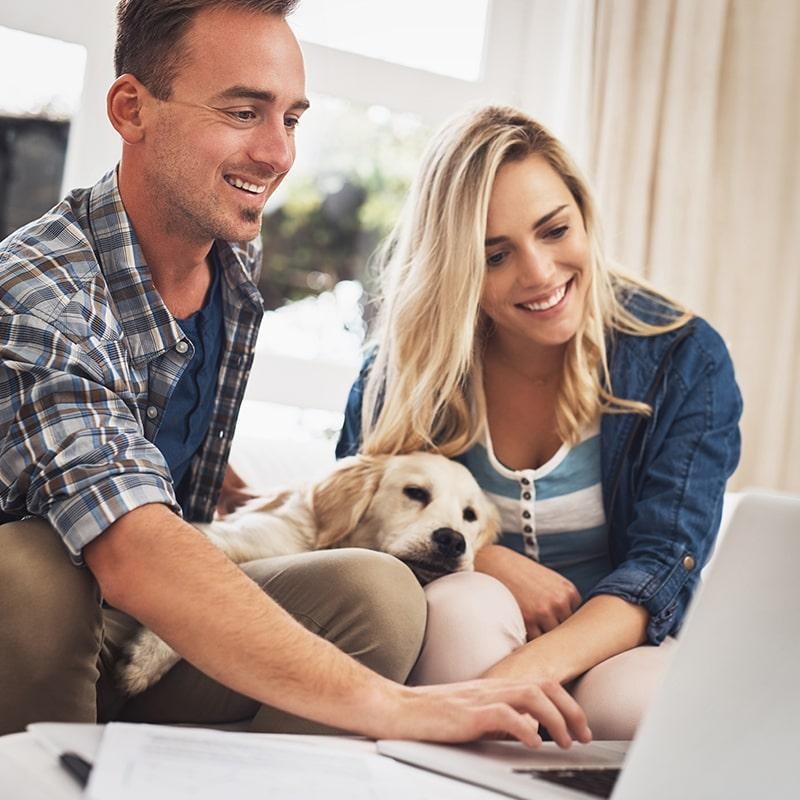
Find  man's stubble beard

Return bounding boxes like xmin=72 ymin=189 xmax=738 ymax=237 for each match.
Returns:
xmin=147 ymin=137 xmax=264 ymax=244
xmin=153 ymin=174 xmax=263 ymax=244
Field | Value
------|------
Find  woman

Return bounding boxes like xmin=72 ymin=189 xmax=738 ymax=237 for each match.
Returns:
xmin=337 ymin=106 xmax=742 ymax=738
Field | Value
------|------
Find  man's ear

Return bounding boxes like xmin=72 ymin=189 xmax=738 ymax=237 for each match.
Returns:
xmin=107 ymin=73 xmax=150 ymax=144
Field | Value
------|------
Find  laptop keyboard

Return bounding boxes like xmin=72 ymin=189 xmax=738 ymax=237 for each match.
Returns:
xmin=512 ymin=767 xmax=620 ymax=798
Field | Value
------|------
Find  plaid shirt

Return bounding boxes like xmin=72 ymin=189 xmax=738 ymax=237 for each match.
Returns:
xmin=0 ymin=168 xmax=264 ymax=560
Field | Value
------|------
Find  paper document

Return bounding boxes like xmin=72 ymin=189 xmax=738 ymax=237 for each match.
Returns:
xmin=85 ymin=723 xmax=500 ymax=800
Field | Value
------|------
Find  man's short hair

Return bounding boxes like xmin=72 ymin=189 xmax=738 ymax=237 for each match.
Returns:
xmin=115 ymin=0 xmax=300 ymax=100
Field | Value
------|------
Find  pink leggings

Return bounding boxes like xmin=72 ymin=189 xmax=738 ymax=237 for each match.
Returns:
xmin=408 ymin=572 xmax=676 ymax=740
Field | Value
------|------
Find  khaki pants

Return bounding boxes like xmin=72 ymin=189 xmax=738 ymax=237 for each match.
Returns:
xmin=0 ymin=518 xmax=427 ymax=736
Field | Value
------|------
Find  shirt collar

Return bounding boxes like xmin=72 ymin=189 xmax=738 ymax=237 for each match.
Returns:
xmin=86 ymin=168 xmax=261 ymax=365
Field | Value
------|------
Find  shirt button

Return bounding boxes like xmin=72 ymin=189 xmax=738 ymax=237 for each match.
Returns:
xmin=521 ymin=477 xmax=531 ymax=486
xmin=522 ymin=492 xmax=531 ymax=500
xmin=146 ymin=406 xmax=158 ymax=419
xmin=176 ymin=340 xmax=189 ymax=354
xmin=522 ymin=510 xmax=531 ymax=519
xmin=683 ymin=555 xmax=696 ymax=571
xmin=523 ymin=525 xmax=533 ymax=533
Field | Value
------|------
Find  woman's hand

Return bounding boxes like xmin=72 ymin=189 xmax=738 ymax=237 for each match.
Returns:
xmin=482 ymin=595 xmax=651 ymax=688
xmin=475 ymin=544 xmax=582 ymax=640
xmin=215 ymin=465 xmax=258 ymax=517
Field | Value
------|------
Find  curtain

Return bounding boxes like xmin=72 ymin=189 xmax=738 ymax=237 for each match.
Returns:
xmin=588 ymin=0 xmax=800 ymax=492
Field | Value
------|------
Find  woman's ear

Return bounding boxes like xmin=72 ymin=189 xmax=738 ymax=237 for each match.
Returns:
xmin=107 ymin=73 xmax=149 ymax=144
xmin=312 ymin=455 xmax=387 ymax=549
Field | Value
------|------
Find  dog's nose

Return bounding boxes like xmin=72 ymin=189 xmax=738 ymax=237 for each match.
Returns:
xmin=432 ymin=528 xmax=466 ymax=558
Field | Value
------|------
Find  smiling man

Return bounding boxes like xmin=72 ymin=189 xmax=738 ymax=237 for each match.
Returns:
xmin=0 ymin=0 xmax=590 ymax=746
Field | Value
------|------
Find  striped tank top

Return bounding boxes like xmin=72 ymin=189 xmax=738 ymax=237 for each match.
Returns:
xmin=456 ymin=419 xmax=612 ymax=598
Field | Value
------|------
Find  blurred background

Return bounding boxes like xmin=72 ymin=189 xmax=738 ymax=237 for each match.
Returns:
xmin=1 ymin=0 xmax=797 ymax=492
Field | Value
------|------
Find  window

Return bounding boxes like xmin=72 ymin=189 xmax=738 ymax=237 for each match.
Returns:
xmin=261 ymin=95 xmax=431 ymax=309
xmin=290 ymin=0 xmax=490 ymax=81
xmin=0 ymin=26 xmax=86 ymax=238
xmin=249 ymin=1 xmax=535 ymax=439
xmin=249 ymin=96 xmax=434 ymax=439
xmin=0 ymin=25 xmax=86 ymax=119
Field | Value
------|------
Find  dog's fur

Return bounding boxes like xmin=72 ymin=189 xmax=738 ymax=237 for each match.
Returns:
xmin=117 ymin=452 xmax=500 ymax=695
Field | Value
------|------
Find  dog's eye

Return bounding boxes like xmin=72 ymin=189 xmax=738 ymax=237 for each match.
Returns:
xmin=403 ymin=486 xmax=431 ymax=505
xmin=463 ymin=506 xmax=477 ymax=523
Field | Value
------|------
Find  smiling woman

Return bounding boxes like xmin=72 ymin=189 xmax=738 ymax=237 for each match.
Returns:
xmin=481 ymin=158 xmax=590 ymax=358
xmin=336 ymin=105 xmax=743 ymax=739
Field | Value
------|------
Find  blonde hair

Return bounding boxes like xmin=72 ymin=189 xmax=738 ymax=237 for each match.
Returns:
xmin=361 ymin=106 xmax=690 ymax=457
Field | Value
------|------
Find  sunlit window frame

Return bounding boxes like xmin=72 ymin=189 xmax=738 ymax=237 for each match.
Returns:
xmin=298 ymin=0 xmax=531 ymax=127
xmin=297 ymin=0 xmax=594 ymax=167
xmin=0 ymin=0 xmax=592 ymax=198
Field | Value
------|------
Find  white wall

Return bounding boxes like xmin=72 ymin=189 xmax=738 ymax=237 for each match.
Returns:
xmin=517 ymin=0 xmax=596 ymax=171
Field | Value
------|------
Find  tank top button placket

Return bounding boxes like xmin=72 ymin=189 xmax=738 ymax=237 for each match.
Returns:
xmin=520 ymin=473 xmax=538 ymax=560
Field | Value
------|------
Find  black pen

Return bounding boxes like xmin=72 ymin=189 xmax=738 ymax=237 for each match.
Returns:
xmin=59 ymin=751 xmax=93 ymax=788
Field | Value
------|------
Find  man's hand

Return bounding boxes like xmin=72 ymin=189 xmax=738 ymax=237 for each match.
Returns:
xmin=85 ymin=505 xmax=592 ymax=747
xmin=216 ymin=464 xmax=257 ymax=516
xmin=387 ymin=679 xmax=592 ymax=748
xmin=475 ymin=545 xmax=582 ymax=639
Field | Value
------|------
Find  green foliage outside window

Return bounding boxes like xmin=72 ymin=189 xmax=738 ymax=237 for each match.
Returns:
xmin=257 ymin=98 xmax=431 ymax=310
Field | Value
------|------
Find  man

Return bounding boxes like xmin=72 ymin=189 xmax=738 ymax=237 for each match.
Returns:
xmin=0 ymin=0 xmax=590 ymax=744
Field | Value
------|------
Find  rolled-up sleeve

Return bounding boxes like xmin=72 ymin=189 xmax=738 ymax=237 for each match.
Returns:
xmin=0 ymin=312 xmax=180 ymax=561
xmin=587 ymin=323 xmax=742 ymax=642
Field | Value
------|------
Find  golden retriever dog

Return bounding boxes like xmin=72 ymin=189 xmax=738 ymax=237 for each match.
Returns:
xmin=117 ymin=452 xmax=500 ymax=695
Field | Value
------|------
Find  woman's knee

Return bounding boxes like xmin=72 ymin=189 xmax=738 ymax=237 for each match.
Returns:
xmin=409 ymin=571 xmax=526 ymax=685
xmin=570 ymin=639 xmax=677 ymax=740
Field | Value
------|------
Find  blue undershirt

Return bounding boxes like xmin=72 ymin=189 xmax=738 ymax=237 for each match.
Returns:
xmin=154 ymin=247 xmax=224 ymax=510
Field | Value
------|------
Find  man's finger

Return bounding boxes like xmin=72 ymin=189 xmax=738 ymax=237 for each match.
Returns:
xmin=473 ymin=683 xmax=580 ymax=749
xmin=475 ymin=703 xmax=543 ymax=748
xmin=518 ymin=686 xmax=575 ymax=748
xmin=542 ymin=682 xmax=592 ymax=743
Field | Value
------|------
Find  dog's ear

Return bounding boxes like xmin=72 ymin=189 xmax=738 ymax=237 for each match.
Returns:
xmin=476 ymin=495 xmax=502 ymax=549
xmin=312 ymin=455 xmax=387 ymax=549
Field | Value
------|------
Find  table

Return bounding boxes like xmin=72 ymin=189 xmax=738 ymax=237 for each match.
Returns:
xmin=0 ymin=723 xmax=505 ymax=799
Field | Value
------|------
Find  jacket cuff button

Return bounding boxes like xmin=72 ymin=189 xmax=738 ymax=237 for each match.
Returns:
xmin=682 ymin=555 xmax=696 ymax=571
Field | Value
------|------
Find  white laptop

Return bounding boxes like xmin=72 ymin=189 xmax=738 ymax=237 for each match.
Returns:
xmin=378 ymin=491 xmax=800 ymax=799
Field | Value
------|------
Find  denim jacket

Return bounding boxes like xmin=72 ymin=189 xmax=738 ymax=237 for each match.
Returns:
xmin=336 ymin=292 xmax=742 ymax=644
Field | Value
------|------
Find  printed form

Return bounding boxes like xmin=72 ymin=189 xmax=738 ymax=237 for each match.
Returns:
xmin=85 ymin=723 xmax=499 ymax=800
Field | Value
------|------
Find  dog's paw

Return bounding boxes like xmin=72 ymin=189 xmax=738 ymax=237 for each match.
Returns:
xmin=116 ymin=629 xmax=181 ymax=696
